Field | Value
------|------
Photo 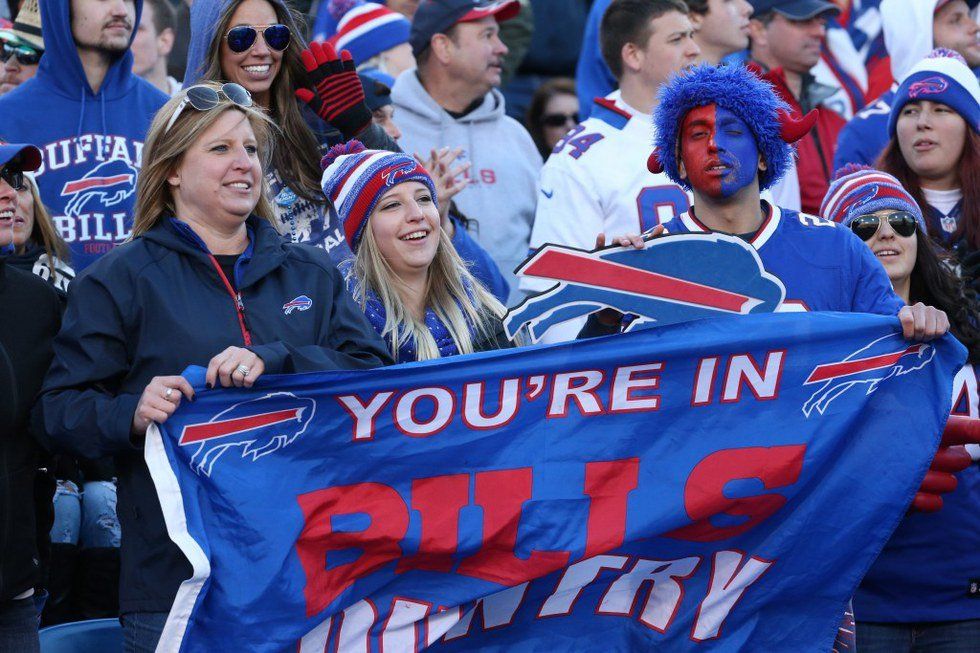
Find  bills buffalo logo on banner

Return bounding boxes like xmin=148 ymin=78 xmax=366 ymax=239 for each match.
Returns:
xmin=908 ymin=76 xmax=950 ymax=98
xmin=505 ymin=234 xmax=786 ymax=342
xmin=178 ymin=392 xmax=316 ymax=476
xmin=803 ymin=333 xmax=936 ymax=417
xmin=283 ymin=295 xmax=313 ymax=315
xmin=60 ymin=159 xmax=138 ymax=218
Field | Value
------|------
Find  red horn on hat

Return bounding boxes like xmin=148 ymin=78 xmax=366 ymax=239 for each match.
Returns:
xmin=778 ymin=109 xmax=818 ymax=143
xmin=647 ymin=148 xmax=664 ymax=174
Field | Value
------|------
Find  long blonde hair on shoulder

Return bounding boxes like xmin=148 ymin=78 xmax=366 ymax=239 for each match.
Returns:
xmin=349 ymin=225 xmax=506 ymax=362
xmin=131 ymin=83 xmax=277 ymax=238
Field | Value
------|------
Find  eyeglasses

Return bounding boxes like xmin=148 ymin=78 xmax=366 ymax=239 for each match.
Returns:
xmin=0 ymin=165 xmax=25 ymax=191
xmin=849 ymin=211 xmax=919 ymax=241
xmin=0 ymin=42 xmax=41 ymax=66
xmin=224 ymin=24 xmax=291 ymax=54
xmin=541 ymin=112 xmax=579 ymax=128
xmin=164 ymin=83 xmax=253 ymax=134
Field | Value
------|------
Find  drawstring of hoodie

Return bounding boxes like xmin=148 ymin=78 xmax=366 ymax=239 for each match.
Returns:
xmin=75 ymin=87 xmax=86 ymax=138
xmin=74 ymin=86 xmax=108 ymax=142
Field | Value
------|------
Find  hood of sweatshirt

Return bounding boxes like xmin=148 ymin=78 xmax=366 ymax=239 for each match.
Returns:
xmin=183 ymin=0 xmax=305 ymax=88
xmin=0 ymin=0 xmax=169 ymax=273
xmin=390 ymin=70 xmax=507 ymax=126
xmin=881 ymin=0 xmax=941 ymax=81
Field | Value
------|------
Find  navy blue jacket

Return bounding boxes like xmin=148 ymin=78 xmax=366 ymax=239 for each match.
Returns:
xmin=34 ymin=216 xmax=392 ymax=613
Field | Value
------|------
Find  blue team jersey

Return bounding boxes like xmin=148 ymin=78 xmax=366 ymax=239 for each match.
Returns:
xmin=660 ymin=202 xmax=905 ymax=315
xmin=855 ymin=363 xmax=980 ymax=623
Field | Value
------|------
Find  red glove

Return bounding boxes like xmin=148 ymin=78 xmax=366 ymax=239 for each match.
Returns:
xmin=295 ymin=41 xmax=372 ymax=140
xmin=912 ymin=415 xmax=980 ymax=512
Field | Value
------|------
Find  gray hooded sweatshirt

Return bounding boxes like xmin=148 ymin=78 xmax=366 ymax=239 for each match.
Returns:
xmin=392 ymin=70 xmax=543 ymax=304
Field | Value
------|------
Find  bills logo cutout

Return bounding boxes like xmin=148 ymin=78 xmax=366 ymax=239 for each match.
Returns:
xmin=60 ymin=159 xmax=138 ymax=217
xmin=504 ymin=234 xmax=786 ymax=342
xmin=179 ymin=392 xmax=316 ymax=476
xmin=283 ymin=295 xmax=313 ymax=315
xmin=802 ymin=334 xmax=935 ymax=417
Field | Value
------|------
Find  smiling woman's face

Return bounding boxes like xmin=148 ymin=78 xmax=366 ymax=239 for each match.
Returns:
xmin=368 ymin=181 xmax=440 ymax=280
xmin=861 ymin=209 xmax=918 ymax=289
xmin=219 ymin=0 xmax=283 ymax=106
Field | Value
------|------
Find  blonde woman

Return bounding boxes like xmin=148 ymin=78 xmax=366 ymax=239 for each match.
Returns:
xmin=3 ymin=172 xmax=74 ymax=293
xmin=321 ymin=141 xmax=511 ymax=362
xmin=36 ymin=83 xmax=391 ymax=651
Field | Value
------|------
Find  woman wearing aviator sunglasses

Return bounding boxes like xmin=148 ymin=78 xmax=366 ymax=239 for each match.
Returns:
xmin=183 ymin=0 xmax=398 ymax=260
xmin=822 ymin=165 xmax=980 ymax=652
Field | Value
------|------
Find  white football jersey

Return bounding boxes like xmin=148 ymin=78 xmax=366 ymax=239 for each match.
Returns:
xmin=521 ymin=91 xmax=692 ymax=342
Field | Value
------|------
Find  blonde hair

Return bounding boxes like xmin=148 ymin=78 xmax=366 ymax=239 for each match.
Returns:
xmin=22 ymin=176 xmax=70 ymax=278
xmin=131 ymin=83 xmax=277 ymax=238
xmin=349 ymin=225 xmax=506 ymax=362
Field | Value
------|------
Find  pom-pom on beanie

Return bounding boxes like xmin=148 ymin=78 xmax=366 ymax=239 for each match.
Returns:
xmin=820 ymin=164 xmax=926 ymax=231
xmin=888 ymin=48 xmax=980 ymax=138
xmin=653 ymin=64 xmax=794 ymax=192
xmin=320 ymin=140 xmax=438 ymax=251
xmin=327 ymin=0 xmax=410 ymax=66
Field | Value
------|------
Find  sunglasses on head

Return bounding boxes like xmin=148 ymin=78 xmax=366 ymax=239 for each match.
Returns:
xmin=849 ymin=211 xmax=918 ymax=241
xmin=0 ymin=42 xmax=40 ymax=66
xmin=541 ymin=112 xmax=579 ymax=128
xmin=224 ymin=23 xmax=291 ymax=54
xmin=164 ymin=83 xmax=253 ymax=134
xmin=0 ymin=165 xmax=25 ymax=191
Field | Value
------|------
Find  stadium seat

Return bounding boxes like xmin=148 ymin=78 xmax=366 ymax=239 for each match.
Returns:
xmin=39 ymin=618 xmax=122 ymax=653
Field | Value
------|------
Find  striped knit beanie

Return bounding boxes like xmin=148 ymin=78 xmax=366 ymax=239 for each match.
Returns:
xmin=819 ymin=164 xmax=925 ymax=231
xmin=889 ymin=48 xmax=980 ymax=138
xmin=320 ymin=141 xmax=438 ymax=251
xmin=328 ymin=0 xmax=410 ymax=66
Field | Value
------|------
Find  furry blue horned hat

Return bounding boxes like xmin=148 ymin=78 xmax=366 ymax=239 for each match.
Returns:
xmin=650 ymin=64 xmax=817 ymax=192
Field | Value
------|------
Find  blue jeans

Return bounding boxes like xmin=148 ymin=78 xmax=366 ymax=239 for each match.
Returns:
xmin=857 ymin=619 xmax=980 ymax=652
xmin=0 ymin=597 xmax=40 ymax=653
xmin=121 ymin=611 xmax=169 ymax=653
xmin=50 ymin=480 xmax=121 ymax=548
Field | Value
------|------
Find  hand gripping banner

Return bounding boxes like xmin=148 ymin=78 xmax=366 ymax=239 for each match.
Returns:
xmin=146 ymin=313 xmax=966 ymax=652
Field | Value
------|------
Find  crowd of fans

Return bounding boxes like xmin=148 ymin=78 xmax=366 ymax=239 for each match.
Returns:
xmin=0 ymin=0 xmax=979 ymax=651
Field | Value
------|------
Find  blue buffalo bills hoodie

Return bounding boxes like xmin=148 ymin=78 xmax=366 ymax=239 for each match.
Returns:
xmin=0 ymin=0 xmax=167 ymax=272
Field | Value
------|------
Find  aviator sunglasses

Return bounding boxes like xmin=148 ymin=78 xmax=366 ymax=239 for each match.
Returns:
xmin=224 ymin=23 xmax=291 ymax=54
xmin=164 ymin=83 xmax=253 ymax=133
xmin=0 ymin=165 xmax=25 ymax=191
xmin=0 ymin=41 xmax=41 ymax=66
xmin=849 ymin=211 xmax=919 ymax=241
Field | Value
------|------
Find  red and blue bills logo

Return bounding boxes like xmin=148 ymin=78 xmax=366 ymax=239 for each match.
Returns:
xmin=505 ymin=234 xmax=786 ymax=342
xmin=60 ymin=159 xmax=138 ymax=218
xmin=283 ymin=295 xmax=313 ymax=315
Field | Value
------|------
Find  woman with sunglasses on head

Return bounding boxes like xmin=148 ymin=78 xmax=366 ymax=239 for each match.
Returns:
xmin=526 ymin=77 xmax=579 ymax=160
xmin=877 ymin=49 xmax=980 ymax=291
xmin=321 ymin=141 xmax=512 ymax=362
xmin=183 ymin=0 xmax=399 ymax=262
xmin=822 ymin=165 xmax=980 ymax=652
xmin=35 ymin=83 xmax=392 ymax=651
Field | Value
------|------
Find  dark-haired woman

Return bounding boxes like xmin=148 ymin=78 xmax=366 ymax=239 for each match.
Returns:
xmin=877 ymin=50 xmax=980 ymax=289
xmin=525 ymin=77 xmax=578 ymax=160
xmin=822 ymin=165 xmax=980 ymax=651
xmin=184 ymin=0 xmax=398 ymax=261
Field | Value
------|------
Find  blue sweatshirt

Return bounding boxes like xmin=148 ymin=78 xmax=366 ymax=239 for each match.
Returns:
xmin=0 ymin=0 xmax=168 ymax=272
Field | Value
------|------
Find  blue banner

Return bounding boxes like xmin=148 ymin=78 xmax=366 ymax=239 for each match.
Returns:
xmin=146 ymin=313 xmax=965 ymax=652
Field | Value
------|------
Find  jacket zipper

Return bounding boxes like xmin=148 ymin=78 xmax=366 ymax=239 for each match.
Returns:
xmin=207 ymin=254 xmax=252 ymax=346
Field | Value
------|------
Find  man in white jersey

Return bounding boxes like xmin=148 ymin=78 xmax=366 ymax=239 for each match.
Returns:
xmin=523 ymin=0 xmax=699 ymax=341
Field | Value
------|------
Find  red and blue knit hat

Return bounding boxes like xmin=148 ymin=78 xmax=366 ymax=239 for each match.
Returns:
xmin=320 ymin=141 xmax=438 ymax=251
xmin=328 ymin=0 xmax=411 ymax=66
xmin=819 ymin=164 xmax=926 ymax=231
xmin=889 ymin=49 xmax=980 ymax=138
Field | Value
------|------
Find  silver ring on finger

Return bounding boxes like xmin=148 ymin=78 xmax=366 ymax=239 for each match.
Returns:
xmin=236 ymin=364 xmax=251 ymax=378
xmin=165 ymin=388 xmax=174 ymax=399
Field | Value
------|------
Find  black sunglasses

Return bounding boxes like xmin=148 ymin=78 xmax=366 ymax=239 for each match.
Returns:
xmin=225 ymin=24 xmax=291 ymax=54
xmin=0 ymin=42 xmax=41 ymax=66
xmin=165 ymin=83 xmax=253 ymax=133
xmin=0 ymin=165 xmax=25 ymax=191
xmin=541 ymin=112 xmax=579 ymax=128
xmin=849 ymin=211 xmax=918 ymax=241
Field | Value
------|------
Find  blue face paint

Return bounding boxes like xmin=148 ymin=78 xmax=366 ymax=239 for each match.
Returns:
xmin=680 ymin=105 xmax=760 ymax=199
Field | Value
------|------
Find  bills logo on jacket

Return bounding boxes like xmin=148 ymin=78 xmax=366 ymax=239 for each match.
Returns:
xmin=179 ymin=392 xmax=316 ymax=476
xmin=283 ymin=295 xmax=313 ymax=315
xmin=505 ymin=234 xmax=786 ymax=342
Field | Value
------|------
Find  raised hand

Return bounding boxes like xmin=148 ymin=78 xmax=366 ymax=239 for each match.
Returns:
xmin=295 ymin=41 xmax=372 ymax=140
